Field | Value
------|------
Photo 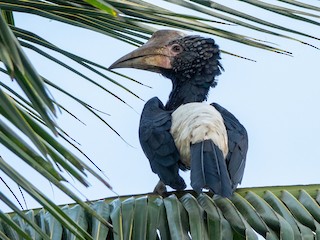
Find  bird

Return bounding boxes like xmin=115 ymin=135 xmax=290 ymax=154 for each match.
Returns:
xmin=109 ymin=30 xmax=248 ymax=198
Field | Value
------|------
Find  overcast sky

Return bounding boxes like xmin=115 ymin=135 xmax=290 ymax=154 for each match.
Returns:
xmin=1 ymin=1 xmax=319 ymax=212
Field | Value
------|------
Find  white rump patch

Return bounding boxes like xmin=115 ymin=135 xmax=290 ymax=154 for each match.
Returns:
xmin=170 ymin=103 xmax=228 ymax=166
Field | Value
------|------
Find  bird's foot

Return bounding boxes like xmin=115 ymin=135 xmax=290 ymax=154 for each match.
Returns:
xmin=153 ymin=180 xmax=168 ymax=196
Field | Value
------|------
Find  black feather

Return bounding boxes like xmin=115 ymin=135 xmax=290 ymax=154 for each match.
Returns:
xmin=139 ymin=97 xmax=186 ymax=190
xmin=211 ymin=103 xmax=248 ymax=191
xmin=190 ymin=140 xmax=233 ymax=197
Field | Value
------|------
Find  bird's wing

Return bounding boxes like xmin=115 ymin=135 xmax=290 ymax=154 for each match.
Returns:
xmin=139 ymin=97 xmax=186 ymax=190
xmin=211 ymin=103 xmax=249 ymax=191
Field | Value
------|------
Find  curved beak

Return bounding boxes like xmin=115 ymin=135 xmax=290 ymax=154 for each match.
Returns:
xmin=109 ymin=30 xmax=186 ymax=73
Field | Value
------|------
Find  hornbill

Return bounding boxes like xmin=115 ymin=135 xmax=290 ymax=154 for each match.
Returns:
xmin=109 ymin=30 xmax=248 ymax=197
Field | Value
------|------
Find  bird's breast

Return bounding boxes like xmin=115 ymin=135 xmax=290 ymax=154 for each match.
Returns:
xmin=170 ymin=102 xmax=228 ymax=166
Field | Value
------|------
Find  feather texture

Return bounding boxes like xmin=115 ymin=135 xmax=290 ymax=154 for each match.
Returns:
xmin=190 ymin=140 xmax=233 ymax=197
xmin=211 ymin=103 xmax=248 ymax=191
xmin=139 ymin=97 xmax=186 ymax=190
xmin=170 ymin=102 xmax=228 ymax=166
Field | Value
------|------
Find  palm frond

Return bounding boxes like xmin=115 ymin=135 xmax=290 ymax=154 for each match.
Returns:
xmin=1 ymin=185 xmax=320 ymax=239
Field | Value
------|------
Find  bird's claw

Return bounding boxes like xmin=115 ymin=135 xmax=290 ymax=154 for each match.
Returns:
xmin=153 ymin=180 xmax=168 ymax=196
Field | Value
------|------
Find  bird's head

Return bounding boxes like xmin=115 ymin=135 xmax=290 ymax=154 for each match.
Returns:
xmin=109 ymin=30 xmax=223 ymax=87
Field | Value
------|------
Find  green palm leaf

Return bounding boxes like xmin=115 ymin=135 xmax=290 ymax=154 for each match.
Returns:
xmin=0 ymin=185 xmax=319 ymax=239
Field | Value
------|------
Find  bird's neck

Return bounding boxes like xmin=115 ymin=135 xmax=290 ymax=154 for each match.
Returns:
xmin=165 ymin=74 xmax=213 ymax=111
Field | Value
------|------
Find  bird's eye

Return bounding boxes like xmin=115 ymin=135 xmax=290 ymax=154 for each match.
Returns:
xmin=171 ymin=44 xmax=183 ymax=53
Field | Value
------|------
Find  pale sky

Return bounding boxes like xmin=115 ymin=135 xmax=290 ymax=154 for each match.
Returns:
xmin=0 ymin=1 xmax=319 ymax=213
